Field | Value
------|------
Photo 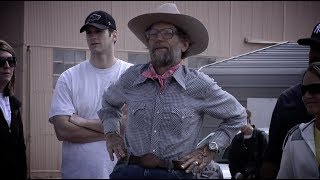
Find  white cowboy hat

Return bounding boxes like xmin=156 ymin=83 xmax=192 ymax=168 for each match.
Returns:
xmin=128 ymin=3 xmax=209 ymax=59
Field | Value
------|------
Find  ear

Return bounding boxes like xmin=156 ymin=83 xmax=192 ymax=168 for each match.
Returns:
xmin=111 ymin=30 xmax=118 ymax=42
xmin=181 ymin=40 xmax=190 ymax=53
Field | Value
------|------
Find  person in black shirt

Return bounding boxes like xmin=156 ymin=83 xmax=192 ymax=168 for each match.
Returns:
xmin=229 ymin=109 xmax=268 ymax=179
xmin=0 ymin=40 xmax=27 ymax=179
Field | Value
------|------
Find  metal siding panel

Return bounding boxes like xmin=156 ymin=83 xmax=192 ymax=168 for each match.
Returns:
xmin=211 ymin=74 xmax=303 ymax=87
xmin=176 ymin=1 xmax=231 ymax=58
xmin=230 ymin=1 xmax=254 ymax=56
xmin=199 ymin=42 xmax=309 ymax=138
xmin=181 ymin=1 xmax=209 ymax=56
xmin=222 ymin=87 xmax=288 ymax=100
xmin=28 ymin=47 xmax=62 ymax=175
xmin=284 ymin=1 xmax=320 ymax=41
xmin=251 ymin=2 xmax=284 ymax=41
xmin=0 ymin=2 xmax=24 ymax=45
xmin=230 ymin=1 xmax=286 ymax=56
xmin=25 ymin=1 xmax=112 ymax=48
xmin=114 ymin=1 xmax=171 ymax=53
xmin=268 ymin=2 xmax=285 ymax=41
xmin=207 ymin=1 xmax=231 ymax=58
xmin=112 ymin=1 xmax=148 ymax=52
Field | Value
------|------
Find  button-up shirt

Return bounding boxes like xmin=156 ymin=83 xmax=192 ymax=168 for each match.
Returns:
xmin=98 ymin=63 xmax=247 ymax=160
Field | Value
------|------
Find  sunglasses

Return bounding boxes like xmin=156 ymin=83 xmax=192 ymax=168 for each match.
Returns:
xmin=0 ymin=57 xmax=17 ymax=68
xmin=301 ymin=84 xmax=320 ymax=96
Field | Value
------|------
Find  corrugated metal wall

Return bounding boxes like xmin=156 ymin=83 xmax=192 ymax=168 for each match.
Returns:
xmin=0 ymin=1 xmax=319 ymax=178
xmin=27 ymin=47 xmax=62 ymax=178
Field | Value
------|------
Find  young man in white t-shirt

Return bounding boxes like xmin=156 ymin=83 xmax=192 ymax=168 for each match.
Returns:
xmin=48 ymin=11 xmax=132 ymax=179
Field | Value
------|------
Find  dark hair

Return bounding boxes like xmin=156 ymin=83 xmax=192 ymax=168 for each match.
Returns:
xmin=303 ymin=63 xmax=320 ymax=80
xmin=85 ymin=27 xmax=116 ymax=44
xmin=0 ymin=40 xmax=16 ymax=97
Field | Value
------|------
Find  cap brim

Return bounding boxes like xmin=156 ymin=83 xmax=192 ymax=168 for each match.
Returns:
xmin=297 ymin=38 xmax=320 ymax=47
xmin=80 ymin=23 xmax=108 ymax=33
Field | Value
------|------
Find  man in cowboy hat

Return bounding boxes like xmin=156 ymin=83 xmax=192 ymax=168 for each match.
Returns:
xmin=98 ymin=3 xmax=247 ymax=179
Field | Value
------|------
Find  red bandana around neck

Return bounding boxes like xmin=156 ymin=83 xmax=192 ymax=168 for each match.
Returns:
xmin=142 ymin=63 xmax=180 ymax=90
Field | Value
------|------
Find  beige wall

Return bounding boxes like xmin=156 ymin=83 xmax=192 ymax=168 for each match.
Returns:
xmin=0 ymin=1 xmax=319 ymax=178
xmin=23 ymin=1 xmax=320 ymax=58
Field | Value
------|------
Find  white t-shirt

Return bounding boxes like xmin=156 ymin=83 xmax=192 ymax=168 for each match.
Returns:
xmin=49 ymin=59 xmax=132 ymax=179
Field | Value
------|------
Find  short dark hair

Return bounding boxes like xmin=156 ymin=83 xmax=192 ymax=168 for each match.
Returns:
xmin=0 ymin=40 xmax=16 ymax=97
xmin=303 ymin=63 xmax=320 ymax=80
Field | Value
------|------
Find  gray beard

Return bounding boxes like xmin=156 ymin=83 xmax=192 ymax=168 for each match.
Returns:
xmin=150 ymin=49 xmax=174 ymax=68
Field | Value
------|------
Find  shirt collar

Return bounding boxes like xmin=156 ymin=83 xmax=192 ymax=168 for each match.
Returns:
xmin=172 ymin=65 xmax=186 ymax=90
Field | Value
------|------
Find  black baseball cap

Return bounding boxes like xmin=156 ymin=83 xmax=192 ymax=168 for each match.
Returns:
xmin=80 ymin=10 xmax=117 ymax=33
xmin=297 ymin=22 xmax=320 ymax=48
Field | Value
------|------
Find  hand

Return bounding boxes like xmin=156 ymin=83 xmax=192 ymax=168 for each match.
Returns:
xmin=246 ymin=174 xmax=256 ymax=179
xmin=105 ymin=132 xmax=127 ymax=161
xmin=179 ymin=145 xmax=216 ymax=174
xmin=236 ymin=173 xmax=245 ymax=179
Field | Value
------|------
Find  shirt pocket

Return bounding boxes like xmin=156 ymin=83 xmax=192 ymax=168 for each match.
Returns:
xmin=128 ymin=101 xmax=152 ymax=128
xmin=130 ymin=102 xmax=146 ymax=115
xmin=162 ymin=106 xmax=196 ymax=128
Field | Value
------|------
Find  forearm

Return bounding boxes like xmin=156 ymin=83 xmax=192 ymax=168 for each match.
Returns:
xmin=64 ymin=128 xmax=105 ymax=143
xmin=52 ymin=115 xmax=105 ymax=143
xmin=70 ymin=117 xmax=104 ymax=133
xmin=61 ymin=123 xmax=105 ymax=143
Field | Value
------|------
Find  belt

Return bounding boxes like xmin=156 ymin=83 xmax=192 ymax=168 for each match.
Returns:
xmin=127 ymin=153 xmax=184 ymax=170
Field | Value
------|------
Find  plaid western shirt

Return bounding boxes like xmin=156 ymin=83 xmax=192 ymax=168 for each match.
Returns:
xmin=98 ymin=63 xmax=247 ymax=160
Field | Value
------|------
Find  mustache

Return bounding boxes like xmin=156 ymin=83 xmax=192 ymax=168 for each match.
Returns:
xmin=151 ymin=42 xmax=169 ymax=51
xmin=151 ymin=46 xmax=169 ymax=53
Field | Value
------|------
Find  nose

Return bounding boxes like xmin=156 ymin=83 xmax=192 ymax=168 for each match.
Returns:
xmin=87 ymin=32 xmax=98 ymax=40
xmin=88 ymin=34 xmax=97 ymax=40
xmin=154 ymin=33 xmax=165 ymax=41
xmin=3 ymin=61 xmax=10 ymax=68
xmin=304 ymin=90 xmax=313 ymax=98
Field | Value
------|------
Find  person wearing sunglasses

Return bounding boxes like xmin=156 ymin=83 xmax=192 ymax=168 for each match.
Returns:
xmin=0 ymin=40 xmax=27 ymax=179
xmin=261 ymin=22 xmax=320 ymax=179
xmin=277 ymin=64 xmax=320 ymax=178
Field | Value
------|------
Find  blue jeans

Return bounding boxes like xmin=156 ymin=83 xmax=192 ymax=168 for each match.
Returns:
xmin=110 ymin=164 xmax=194 ymax=179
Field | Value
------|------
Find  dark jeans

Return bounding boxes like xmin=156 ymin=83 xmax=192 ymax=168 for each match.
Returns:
xmin=110 ymin=164 xmax=194 ymax=179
